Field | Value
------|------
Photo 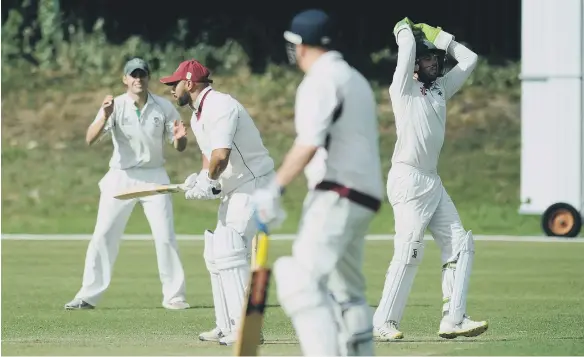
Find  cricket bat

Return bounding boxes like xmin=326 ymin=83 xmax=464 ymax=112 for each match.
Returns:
xmin=234 ymin=223 xmax=271 ymax=356
xmin=113 ymin=183 xmax=187 ymax=200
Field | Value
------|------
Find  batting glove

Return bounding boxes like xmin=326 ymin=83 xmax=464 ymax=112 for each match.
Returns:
xmin=184 ymin=186 xmax=206 ymax=200
xmin=183 ymin=173 xmax=199 ymax=189
xmin=185 ymin=171 xmax=221 ymax=200
xmin=183 ymin=169 xmax=209 ymax=189
xmin=252 ymin=178 xmax=286 ymax=231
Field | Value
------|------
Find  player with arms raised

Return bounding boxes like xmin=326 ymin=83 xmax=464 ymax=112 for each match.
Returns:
xmin=372 ymin=18 xmax=488 ymax=341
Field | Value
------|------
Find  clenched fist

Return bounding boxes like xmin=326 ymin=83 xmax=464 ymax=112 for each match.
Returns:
xmin=101 ymin=95 xmax=115 ymax=118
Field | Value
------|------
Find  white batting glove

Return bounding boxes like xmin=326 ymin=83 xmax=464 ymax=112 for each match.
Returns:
xmin=184 ymin=186 xmax=206 ymax=200
xmin=184 ymin=173 xmax=199 ymax=189
xmin=252 ymin=178 xmax=286 ymax=231
xmin=186 ymin=172 xmax=222 ymax=200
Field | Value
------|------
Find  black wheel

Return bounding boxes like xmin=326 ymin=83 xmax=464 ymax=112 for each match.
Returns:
xmin=542 ymin=203 xmax=582 ymax=238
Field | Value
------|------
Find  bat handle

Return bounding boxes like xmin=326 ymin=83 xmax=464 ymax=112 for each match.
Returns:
xmin=255 ymin=232 xmax=269 ymax=268
xmin=254 ymin=212 xmax=270 ymax=235
xmin=253 ymin=212 xmax=269 ymax=268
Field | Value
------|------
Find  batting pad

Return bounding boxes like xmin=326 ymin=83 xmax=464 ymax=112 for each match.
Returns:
xmin=448 ymin=231 xmax=475 ymax=324
xmin=203 ymin=230 xmax=215 ymax=272
xmin=373 ymin=241 xmax=425 ymax=327
xmin=274 ymin=256 xmax=341 ymax=355
xmin=213 ymin=226 xmax=250 ymax=329
xmin=203 ymin=230 xmax=231 ymax=334
xmin=332 ymin=298 xmax=374 ymax=356
xmin=441 ymin=262 xmax=455 ymax=314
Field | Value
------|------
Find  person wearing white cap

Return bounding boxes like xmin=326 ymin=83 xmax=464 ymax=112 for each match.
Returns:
xmin=160 ymin=59 xmax=276 ymax=346
xmin=64 ymin=57 xmax=191 ymax=311
xmin=251 ymin=9 xmax=384 ymax=356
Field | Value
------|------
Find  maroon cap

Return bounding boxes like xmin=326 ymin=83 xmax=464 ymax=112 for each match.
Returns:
xmin=160 ymin=59 xmax=212 ymax=85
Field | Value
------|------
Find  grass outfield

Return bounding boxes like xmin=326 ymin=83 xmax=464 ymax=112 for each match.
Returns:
xmin=2 ymin=239 xmax=584 ymax=356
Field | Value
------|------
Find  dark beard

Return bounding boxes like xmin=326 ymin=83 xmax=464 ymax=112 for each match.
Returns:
xmin=417 ymin=69 xmax=438 ymax=88
xmin=177 ymin=92 xmax=190 ymax=107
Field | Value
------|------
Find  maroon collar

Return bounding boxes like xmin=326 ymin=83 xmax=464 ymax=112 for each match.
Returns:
xmin=196 ymin=89 xmax=212 ymax=120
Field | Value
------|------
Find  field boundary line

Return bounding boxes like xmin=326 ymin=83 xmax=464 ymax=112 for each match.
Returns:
xmin=2 ymin=234 xmax=584 ymax=243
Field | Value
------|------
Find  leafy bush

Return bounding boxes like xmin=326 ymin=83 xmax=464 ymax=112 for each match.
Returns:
xmin=2 ymin=0 xmax=520 ymax=95
xmin=1 ymin=0 xmax=250 ymax=88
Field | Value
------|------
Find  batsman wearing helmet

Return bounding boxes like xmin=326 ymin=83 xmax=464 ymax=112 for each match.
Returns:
xmin=372 ymin=18 xmax=488 ymax=341
xmin=252 ymin=9 xmax=384 ymax=356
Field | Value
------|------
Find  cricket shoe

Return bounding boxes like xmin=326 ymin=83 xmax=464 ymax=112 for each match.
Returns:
xmin=219 ymin=331 xmax=264 ymax=346
xmin=64 ymin=298 xmax=95 ymax=310
xmin=162 ymin=300 xmax=190 ymax=310
xmin=438 ymin=315 xmax=488 ymax=339
xmin=373 ymin=321 xmax=404 ymax=341
xmin=199 ymin=327 xmax=225 ymax=342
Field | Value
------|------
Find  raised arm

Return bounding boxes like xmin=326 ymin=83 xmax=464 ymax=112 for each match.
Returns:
xmin=412 ymin=22 xmax=478 ymax=100
xmin=86 ymin=95 xmax=115 ymax=145
xmin=439 ymin=40 xmax=478 ymax=100
xmin=389 ymin=18 xmax=417 ymax=97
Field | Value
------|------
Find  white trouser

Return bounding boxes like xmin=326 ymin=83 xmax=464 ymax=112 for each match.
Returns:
xmin=75 ymin=167 xmax=186 ymax=306
xmin=274 ymin=190 xmax=377 ymax=356
xmin=373 ymin=163 xmax=471 ymax=327
xmin=205 ymin=173 xmax=275 ymax=335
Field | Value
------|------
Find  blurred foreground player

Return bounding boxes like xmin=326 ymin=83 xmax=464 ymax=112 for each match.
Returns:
xmin=252 ymin=9 xmax=384 ymax=356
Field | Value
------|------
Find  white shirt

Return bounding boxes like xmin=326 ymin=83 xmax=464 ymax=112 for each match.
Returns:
xmin=92 ymin=92 xmax=181 ymax=170
xmin=389 ymin=27 xmax=478 ymax=173
xmin=294 ymin=51 xmax=384 ymax=200
xmin=190 ymin=86 xmax=275 ymax=194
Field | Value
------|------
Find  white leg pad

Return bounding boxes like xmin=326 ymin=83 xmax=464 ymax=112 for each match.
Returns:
xmin=274 ymin=256 xmax=340 ymax=356
xmin=330 ymin=296 xmax=374 ymax=356
xmin=213 ymin=226 xmax=250 ymax=330
xmin=204 ymin=230 xmax=231 ymax=334
xmin=441 ymin=263 xmax=455 ymax=315
xmin=447 ymin=231 xmax=475 ymax=324
xmin=373 ymin=241 xmax=425 ymax=327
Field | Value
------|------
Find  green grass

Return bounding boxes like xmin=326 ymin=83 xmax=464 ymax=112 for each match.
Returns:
xmin=2 ymin=239 xmax=584 ymax=355
xmin=0 ymin=133 xmax=542 ymax=236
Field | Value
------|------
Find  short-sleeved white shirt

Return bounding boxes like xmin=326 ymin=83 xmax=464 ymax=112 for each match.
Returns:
xmin=294 ymin=51 xmax=384 ymax=200
xmin=190 ymin=86 xmax=275 ymax=194
xmin=92 ymin=92 xmax=181 ymax=169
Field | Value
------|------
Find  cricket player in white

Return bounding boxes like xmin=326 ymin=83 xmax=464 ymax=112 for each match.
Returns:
xmin=372 ymin=18 xmax=488 ymax=340
xmin=252 ymin=9 xmax=384 ymax=356
xmin=160 ymin=59 xmax=275 ymax=346
xmin=65 ymin=58 xmax=190 ymax=311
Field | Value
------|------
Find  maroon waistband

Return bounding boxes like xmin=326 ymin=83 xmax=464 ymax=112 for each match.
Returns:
xmin=314 ymin=180 xmax=382 ymax=213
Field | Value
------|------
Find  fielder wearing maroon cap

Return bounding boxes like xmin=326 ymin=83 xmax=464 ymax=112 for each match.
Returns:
xmin=160 ymin=59 xmax=214 ymax=108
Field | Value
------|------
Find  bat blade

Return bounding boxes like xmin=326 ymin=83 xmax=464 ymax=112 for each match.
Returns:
xmin=234 ymin=231 xmax=270 ymax=356
xmin=113 ymin=184 xmax=186 ymax=200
